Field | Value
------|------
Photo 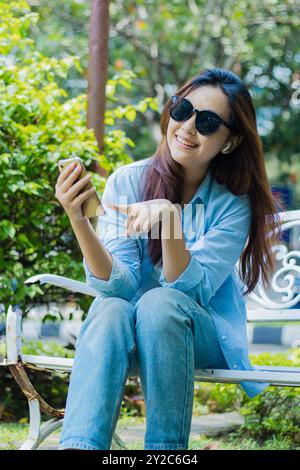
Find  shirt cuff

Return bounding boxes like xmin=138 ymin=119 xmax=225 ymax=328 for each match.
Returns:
xmin=83 ymin=251 xmax=124 ymax=296
xmin=159 ymin=254 xmax=203 ymax=292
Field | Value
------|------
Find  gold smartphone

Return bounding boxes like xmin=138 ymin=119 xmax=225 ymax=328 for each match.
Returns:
xmin=58 ymin=157 xmax=105 ymax=218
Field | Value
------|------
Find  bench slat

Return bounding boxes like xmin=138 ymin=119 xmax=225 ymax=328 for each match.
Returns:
xmin=195 ymin=369 xmax=300 ymax=386
xmin=247 ymin=310 xmax=300 ymax=322
xmin=20 ymin=354 xmax=300 ymax=386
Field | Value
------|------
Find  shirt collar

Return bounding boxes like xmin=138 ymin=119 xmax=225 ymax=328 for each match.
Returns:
xmin=188 ymin=167 xmax=212 ymax=206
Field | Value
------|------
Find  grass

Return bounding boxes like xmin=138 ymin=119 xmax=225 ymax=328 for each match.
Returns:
xmin=127 ymin=433 xmax=299 ymax=451
xmin=0 ymin=414 xmax=146 ymax=450
xmin=0 ymin=422 xmax=30 ymax=450
xmin=1 ymin=418 xmax=298 ymax=450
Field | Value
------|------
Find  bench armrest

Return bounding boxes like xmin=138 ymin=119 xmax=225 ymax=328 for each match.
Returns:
xmin=6 ymin=276 xmax=98 ymax=363
xmin=24 ymin=274 xmax=98 ymax=298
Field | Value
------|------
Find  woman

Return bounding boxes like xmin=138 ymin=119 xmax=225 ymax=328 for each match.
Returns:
xmin=56 ymin=68 xmax=281 ymax=450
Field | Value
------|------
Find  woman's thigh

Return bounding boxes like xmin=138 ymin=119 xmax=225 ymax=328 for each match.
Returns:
xmin=83 ymin=290 xmax=228 ymax=375
xmin=190 ymin=304 xmax=228 ymax=370
xmin=129 ymin=312 xmax=228 ymax=376
xmin=76 ymin=294 xmax=136 ymax=351
xmin=128 ymin=287 xmax=228 ymax=374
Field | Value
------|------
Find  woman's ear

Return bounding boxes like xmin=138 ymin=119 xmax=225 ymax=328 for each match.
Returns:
xmin=234 ymin=135 xmax=243 ymax=148
xmin=222 ymin=135 xmax=243 ymax=154
xmin=231 ymin=135 xmax=243 ymax=151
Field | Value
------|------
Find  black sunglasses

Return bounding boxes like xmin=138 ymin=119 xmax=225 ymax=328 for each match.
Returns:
xmin=169 ymin=95 xmax=235 ymax=136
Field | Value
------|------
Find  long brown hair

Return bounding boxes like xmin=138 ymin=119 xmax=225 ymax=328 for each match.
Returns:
xmin=141 ymin=67 xmax=283 ymax=296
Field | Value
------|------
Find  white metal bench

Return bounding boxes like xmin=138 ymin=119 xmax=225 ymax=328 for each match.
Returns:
xmin=3 ymin=209 xmax=300 ymax=450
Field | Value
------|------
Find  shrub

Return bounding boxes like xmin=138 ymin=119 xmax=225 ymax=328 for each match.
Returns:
xmin=193 ymin=348 xmax=300 ymax=443
xmin=0 ymin=0 xmax=158 ymax=318
xmin=236 ymin=348 xmax=300 ymax=442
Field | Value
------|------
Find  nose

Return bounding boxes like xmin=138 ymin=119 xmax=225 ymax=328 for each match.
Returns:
xmin=180 ymin=112 xmax=197 ymax=135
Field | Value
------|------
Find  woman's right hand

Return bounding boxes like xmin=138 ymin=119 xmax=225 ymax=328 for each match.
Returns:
xmin=55 ymin=161 xmax=97 ymax=222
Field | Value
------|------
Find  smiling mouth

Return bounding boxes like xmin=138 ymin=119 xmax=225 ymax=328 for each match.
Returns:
xmin=175 ymin=134 xmax=198 ymax=149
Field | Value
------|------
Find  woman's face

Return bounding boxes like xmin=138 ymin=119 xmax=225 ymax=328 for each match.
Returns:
xmin=166 ymin=85 xmax=232 ymax=174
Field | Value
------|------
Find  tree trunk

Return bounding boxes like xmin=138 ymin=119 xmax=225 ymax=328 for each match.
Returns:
xmin=87 ymin=0 xmax=110 ymax=177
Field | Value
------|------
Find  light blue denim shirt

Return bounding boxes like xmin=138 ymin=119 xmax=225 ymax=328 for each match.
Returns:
xmin=83 ymin=156 xmax=270 ymax=398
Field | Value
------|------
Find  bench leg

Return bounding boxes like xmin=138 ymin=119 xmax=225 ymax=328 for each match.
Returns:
xmin=19 ymin=399 xmax=64 ymax=450
xmin=16 ymin=393 xmax=128 ymax=450
xmin=111 ymin=432 xmax=128 ymax=450
xmin=17 ymin=395 xmax=127 ymax=450
xmin=19 ymin=398 xmax=41 ymax=450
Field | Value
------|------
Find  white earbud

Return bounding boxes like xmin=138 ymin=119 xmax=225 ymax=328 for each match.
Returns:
xmin=222 ymin=142 xmax=232 ymax=154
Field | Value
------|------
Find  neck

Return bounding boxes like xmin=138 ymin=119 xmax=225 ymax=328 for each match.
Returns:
xmin=183 ymin=165 xmax=209 ymax=190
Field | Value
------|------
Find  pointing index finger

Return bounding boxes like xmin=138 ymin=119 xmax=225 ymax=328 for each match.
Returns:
xmin=105 ymin=202 xmax=129 ymax=214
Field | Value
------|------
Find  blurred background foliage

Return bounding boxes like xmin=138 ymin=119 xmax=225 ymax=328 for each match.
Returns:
xmin=0 ymin=0 xmax=300 ymax=314
xmin=0 ymin=0 xmax=157 ymax=314
xmin=27 ymin=0 xmax=300 ymax=189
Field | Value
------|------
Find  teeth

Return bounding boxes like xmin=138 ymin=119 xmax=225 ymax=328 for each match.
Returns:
xmin=176 ymin=135 xmax=197 ymax=147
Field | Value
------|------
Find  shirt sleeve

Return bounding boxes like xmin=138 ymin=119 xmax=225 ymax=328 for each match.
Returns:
xmin=159 ymin=195 xmax=252 ymax=307
xmin=83 ymin=171 xmax=142 ymax=301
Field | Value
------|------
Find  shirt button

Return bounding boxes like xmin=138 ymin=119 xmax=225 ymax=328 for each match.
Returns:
xmin=233 ymin=365 xmax=238 ymax=369
xmin=221 ymin=335 xmax=226 ymax=340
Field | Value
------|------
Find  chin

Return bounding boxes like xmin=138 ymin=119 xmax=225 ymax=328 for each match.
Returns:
xmin=171 ymin=147 xmax=200 ymax=162
xmin=170 ymin=155 xmax=193 ymax=169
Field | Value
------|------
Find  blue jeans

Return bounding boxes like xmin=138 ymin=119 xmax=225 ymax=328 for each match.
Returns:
xmin=58 ymin=287 xmax=228 ymax=450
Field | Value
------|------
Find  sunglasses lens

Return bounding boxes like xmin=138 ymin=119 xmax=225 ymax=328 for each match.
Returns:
xmin=170 ymin=96 xmax=192 ymax=121
xmin=196 ymin=111 xmax=221 ymax=135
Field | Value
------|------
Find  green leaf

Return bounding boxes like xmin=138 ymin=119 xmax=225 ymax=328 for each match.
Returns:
xmin=0 ymin=220 xmax=16 ymax=241
xmin=125 ymin=108 xmax=136 ymax=122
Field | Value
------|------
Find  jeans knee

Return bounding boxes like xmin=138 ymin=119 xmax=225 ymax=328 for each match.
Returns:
xmin=88 ymin=296 xmax=134 ymax=320
xmin=77 ymin=296 xmax=135 ymax=344
xmin=135 ymin=286 xmax=188 ymax=312
xmin=134 ymin=287 xmax=191 ymax=331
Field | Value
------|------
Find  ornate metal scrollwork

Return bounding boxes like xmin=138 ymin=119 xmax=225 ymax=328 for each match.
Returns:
xmin=238 ymin=210 xmax=300 ymax=309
